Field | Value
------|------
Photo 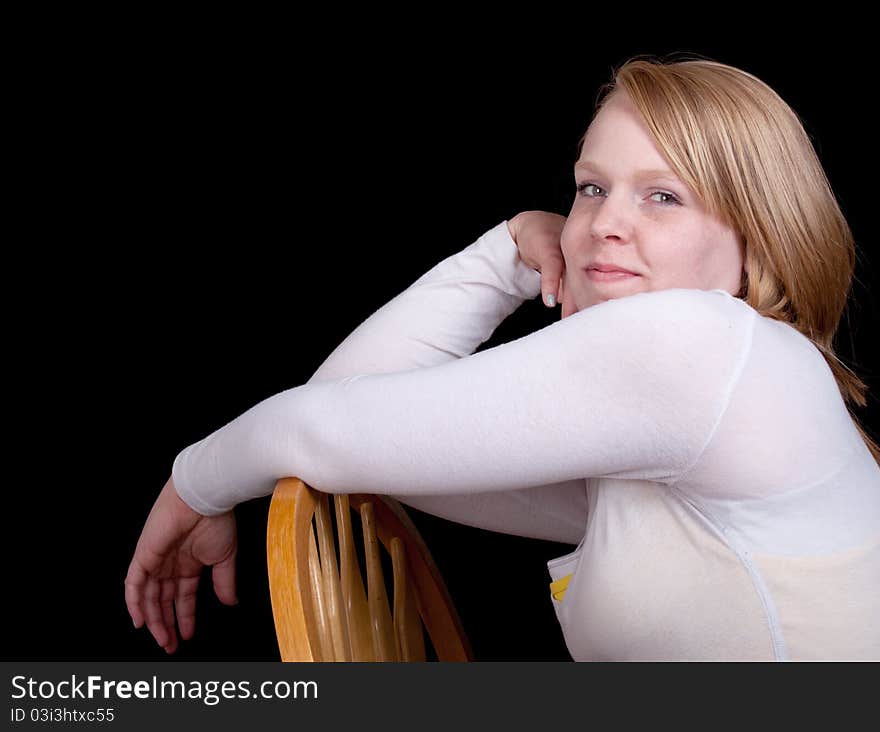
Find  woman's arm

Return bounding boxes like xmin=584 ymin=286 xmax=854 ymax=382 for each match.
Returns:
xmin=128 ymin=219 xmax=583 ymax=654
xmin=171 ymin=288 xmax=756 ymax=516
xmin=308 ymin=220 xmax=542 ymax=380
xmin=306 ymin=219 xmax=586 ymax=544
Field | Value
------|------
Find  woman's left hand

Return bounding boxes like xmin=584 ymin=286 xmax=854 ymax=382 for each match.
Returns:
xmin=124 ymin=475 xmax=238 ymax=653
xmin=508 ymin=210 xmax=566 ymax=306
xmin=507 ymin=210 xmax=578 ymax=319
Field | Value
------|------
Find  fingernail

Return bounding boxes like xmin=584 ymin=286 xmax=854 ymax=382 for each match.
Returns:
xmin=546 ymin=294 xmax=556 ymax=307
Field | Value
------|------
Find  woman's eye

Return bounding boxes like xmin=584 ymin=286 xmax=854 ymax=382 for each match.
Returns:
xmin=575 ymin=182 xmax=680 ymax=206
xmin=649 ymin=191 xmax=681 ymax=205
xmin=576 ymin=182 xmax=603 ymax=197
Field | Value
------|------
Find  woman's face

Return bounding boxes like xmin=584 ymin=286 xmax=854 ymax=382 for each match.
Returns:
xmin=560 ymin=92 xmax=746 ymax=314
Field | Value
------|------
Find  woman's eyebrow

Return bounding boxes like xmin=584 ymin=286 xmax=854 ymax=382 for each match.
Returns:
xmin=574 ymin=160 xmax=681 ymax=183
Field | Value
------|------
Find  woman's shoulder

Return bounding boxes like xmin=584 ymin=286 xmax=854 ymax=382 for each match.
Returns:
xmin=572 ymin=287 xmax=756 ymax=343
xmin=551 ymin=287 xmax=757 ymax=390
xmin=613 ymin=289 xmax=822 ymax=368
xmin=601 ymin=286 xmax=749 ymax=314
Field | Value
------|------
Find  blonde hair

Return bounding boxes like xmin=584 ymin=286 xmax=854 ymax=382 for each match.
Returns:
xmin=579 ymin=53 xmax=879 ymax=465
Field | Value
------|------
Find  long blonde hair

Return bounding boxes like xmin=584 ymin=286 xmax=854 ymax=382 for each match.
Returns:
xmin=580 ymin=53 xmax=879 ymax=465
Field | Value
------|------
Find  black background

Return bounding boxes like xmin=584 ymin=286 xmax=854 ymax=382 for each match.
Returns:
xmin=10 ymin=26 xmax=879 ymax=662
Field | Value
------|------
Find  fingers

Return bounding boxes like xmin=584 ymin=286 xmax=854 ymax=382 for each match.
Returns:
xmin=159 ymin=578 xmax=179 ymax=653
xmin=211 ymin=551 xmax=238 ymax=607
xmin=128 ymin=564 xmax=201 ymax=653
xmin=174 ymin=576 xmax=200 ymax=641
xmin=126 ymin=558 xmax=174 ymax=654
xmin=124 ymin=559 xmax=147 ymax=630
xmin=127 ymin=486 xmax=237 ymax=654
xmin=143 ymin=576 xmax=170 ymax=649
xmin=125 ymin=553 xmax=174 ymax=651
xmin=541 ymin=254 xmax=566 ymax=308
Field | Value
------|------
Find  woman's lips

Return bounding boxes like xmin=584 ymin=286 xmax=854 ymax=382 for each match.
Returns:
xmin=585 ymin=268 xmax=640 ymax=282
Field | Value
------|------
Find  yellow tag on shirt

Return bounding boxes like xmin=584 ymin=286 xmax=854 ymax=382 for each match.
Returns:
xmin=550 ymin=573 xmax=573 ymax=602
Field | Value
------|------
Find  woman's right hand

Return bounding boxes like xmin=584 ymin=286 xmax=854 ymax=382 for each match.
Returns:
xmin=507 ymin=210 xmax=577 ymax=318
xmin=125 ymin=475 xmax=238 ymax=654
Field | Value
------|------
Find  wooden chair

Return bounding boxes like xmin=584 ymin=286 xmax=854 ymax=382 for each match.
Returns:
xmin=267 ymin=477 xmax=474 ymax=661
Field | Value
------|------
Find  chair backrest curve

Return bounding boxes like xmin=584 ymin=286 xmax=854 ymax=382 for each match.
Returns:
xmin=267 ymin=477 xmax=473 ymax=662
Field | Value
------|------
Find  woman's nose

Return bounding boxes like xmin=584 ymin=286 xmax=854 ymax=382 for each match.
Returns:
xmin=589 ymin=194 xmax=635 ymax=242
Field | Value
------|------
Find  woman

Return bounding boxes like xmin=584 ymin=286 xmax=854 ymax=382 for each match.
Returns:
xmin=125 ymin=56 xmax=880 ymax=660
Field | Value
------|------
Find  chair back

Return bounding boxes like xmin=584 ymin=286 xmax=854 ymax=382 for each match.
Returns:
xmin=267 ymin=477 xmax=473 ymax=661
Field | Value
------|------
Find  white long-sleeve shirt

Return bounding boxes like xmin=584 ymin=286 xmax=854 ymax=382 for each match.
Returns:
xmin=172 ymin=221 xmax=880 ymax=661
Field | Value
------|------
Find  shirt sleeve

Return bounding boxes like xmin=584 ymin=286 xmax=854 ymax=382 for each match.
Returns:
xmin=172 ymin=286 xmax=756 ymax=517
xmin=307 ymin=220 xmax=544 ymax=381
xmin=303 ymin=220 xmax=588 ymax=543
